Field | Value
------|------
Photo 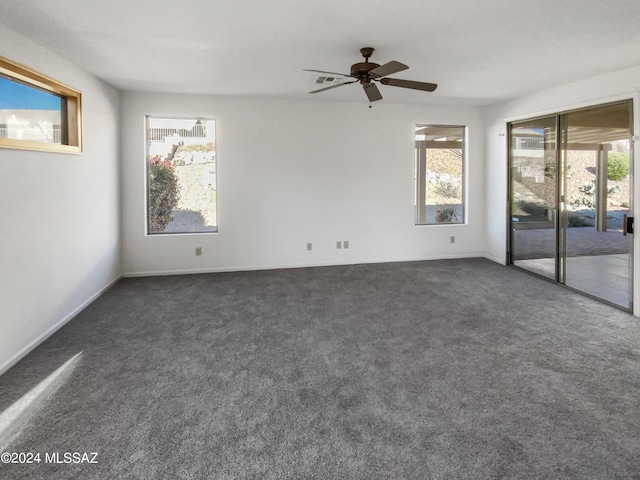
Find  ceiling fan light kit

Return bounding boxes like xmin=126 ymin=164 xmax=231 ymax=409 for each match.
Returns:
xmin=304 ymin=47 xmax=437 ymax=102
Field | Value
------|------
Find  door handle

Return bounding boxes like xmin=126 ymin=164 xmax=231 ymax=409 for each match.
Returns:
xmin=623 ymin=215 xmax=634 ymax=236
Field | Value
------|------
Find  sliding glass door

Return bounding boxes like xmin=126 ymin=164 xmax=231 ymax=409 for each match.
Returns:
xmin=509 ymin=100 xmax=634 ymax=310
xmin=562 ymin=102 xmax=633 ymax=307
xmin=510 ymin=116 xmax=558 ymax=279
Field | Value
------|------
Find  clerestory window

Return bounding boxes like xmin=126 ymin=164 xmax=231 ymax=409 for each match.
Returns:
xmin=0 ymin=56 xmax=82 ymax=153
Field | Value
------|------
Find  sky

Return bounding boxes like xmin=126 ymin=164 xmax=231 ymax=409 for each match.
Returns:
xmin=0 ymin=76 xmax=61 ymax=110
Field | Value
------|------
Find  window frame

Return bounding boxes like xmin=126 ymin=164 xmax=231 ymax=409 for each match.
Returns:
xmin=0 ymin=56 xmax=82 ymax=154
xmin=415 ymin=124 xmax=466 ymax=226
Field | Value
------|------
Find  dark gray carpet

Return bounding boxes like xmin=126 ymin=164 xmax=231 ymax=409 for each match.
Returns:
xmin=1 ymin=258 xmax=639 ymax=479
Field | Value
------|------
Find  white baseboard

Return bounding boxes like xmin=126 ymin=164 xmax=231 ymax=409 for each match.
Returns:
xmin=483 ymin=254 xmax=506 ymax=265
xmin=0 ymin=275 xmax=122 ymax=377
xmin=122 ymin=253 xmax=486 ymax=278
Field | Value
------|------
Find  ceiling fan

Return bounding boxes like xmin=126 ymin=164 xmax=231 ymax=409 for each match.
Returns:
xmin=304 ymin=47 xmax=437 ymax=102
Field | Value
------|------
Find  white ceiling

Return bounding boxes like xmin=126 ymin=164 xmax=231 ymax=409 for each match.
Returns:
xmin=2 ymin=0 xmax=640 ymax=106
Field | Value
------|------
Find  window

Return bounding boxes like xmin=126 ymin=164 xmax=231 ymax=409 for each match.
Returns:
xmin=415 ymin=125 xmax=465 ymax=225
xmin=146 ymin=116 xmax=217 ymax=234
xmin=0 ymin=56 xmax=82 ymax=153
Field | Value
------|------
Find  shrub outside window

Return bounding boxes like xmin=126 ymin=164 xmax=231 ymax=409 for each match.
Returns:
xmin=146 ymin=116 xmax=217 ymax=234
xmin=415 ymin=125 xmax=465 ymax=225
xmin=0 ymin=56 xmax=81 ymax=153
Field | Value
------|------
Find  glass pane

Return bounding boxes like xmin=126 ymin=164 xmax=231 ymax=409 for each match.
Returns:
xmin=563 ymin=102 xmax=632 ymax=308
xmin=147 ymin=117 xmax=217 ymax=234
xmin=415 ymin=125 xmax=464 ymax=224
xmin=0 ymin=74 xmax=63 ymax=144
xmin=510 ymin=116 xmax=557 ymax=279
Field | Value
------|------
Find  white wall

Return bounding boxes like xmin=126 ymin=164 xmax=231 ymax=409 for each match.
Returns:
xmin=483 ymin=65 xmax=640 ymax=308
xmin=121 ymin=93 xmax=485 ymax=275
xmin=0 ymin=25 xmax=121 ymax=374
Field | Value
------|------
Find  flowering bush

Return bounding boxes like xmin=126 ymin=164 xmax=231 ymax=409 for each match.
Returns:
xmin=149 ymin=155 xmax=180 ymax=232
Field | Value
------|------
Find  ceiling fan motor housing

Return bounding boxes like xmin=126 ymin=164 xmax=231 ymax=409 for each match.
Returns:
xmin=351 ymin=47 xmax=378 ymax=81
xmin=350 ymin=62 xmax=380 ymax=78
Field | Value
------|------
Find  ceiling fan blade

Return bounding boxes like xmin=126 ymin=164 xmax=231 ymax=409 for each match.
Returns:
xmin=304 ymin=69 xmax=353 ymax=77
xmin=309 ymin=80 xmax=357 ymax=94
xmin=363 ymin=83 xmax=383 ymax=102
xmin=368 ymin=61 xmax=409 ymax=78
xmin=379 ymin=77 xmax=437 ymax=92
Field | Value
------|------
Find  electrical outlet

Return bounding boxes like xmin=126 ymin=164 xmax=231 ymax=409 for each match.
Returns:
xmin=336 ymin=241 xmax=342 ymax=249
xmin=195 ymin=247 xmax=202 ymax=256
xmin=307 ymin=243 xmax=312 ymax=251
xmin=343 ymin=241 xmax=349 ymax=249
xmin=450 ymin=236 xmax=455 ymax=244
